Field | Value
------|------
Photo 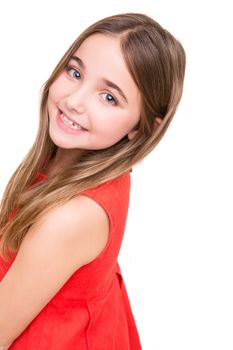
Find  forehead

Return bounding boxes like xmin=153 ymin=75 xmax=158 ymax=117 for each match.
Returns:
xmin=72 ymin=33 xmax=140 ymax=102
xmin=74 ymin=33 xmax=122 ymax=66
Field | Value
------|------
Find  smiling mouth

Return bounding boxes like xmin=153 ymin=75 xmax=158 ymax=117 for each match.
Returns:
xmin=60 ymin=111 xmax=87 ymax=131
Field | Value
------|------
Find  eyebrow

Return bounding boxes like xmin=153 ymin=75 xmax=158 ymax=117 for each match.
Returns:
xmin=70 ymin=55 xmax=128 ymax=103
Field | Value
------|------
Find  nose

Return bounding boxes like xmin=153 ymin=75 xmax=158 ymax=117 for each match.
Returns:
xmin=64 ymin=86 xmax=87 ymax=115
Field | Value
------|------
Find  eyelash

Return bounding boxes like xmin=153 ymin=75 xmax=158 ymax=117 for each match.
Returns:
xmin=65 ymin=65 xmax=118 ymax=106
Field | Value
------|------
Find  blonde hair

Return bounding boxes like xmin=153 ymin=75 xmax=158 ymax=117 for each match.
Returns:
xmin=0 ymin=13 xmax=186 ymax=260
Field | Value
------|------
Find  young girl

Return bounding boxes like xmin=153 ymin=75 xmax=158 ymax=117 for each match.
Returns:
xmin=0 ymin=13 xmax=185 ymax=350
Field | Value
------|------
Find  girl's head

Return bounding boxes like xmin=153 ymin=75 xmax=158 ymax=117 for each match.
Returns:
xmin=47 ymin=33 xmax=142 ymax=153
xmin=44 ymin=12 xmax=186 ymax=165
xmin=0 ymin=13 xmax=186 ymax=259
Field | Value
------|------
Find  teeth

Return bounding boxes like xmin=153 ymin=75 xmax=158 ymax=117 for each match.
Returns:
xmin=61 ymin=113 xmax=81 ymax=130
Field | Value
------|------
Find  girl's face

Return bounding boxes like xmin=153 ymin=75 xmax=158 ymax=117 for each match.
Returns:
xmin=47 ymin=33 xmax=141 ymax=153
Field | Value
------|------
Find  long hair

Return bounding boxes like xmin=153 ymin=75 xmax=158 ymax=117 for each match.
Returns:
xmin=0 ymin=13 xmax=186 ymax=260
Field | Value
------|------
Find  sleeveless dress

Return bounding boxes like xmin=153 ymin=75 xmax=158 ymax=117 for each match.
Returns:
xmin=0 ymin=171 xmax=142 ymax=349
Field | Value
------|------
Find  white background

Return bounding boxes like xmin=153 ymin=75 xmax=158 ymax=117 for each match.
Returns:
xmin=0 ymin=1 xmax=232 ymax=349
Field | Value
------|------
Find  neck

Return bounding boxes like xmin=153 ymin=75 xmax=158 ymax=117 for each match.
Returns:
xmin=43 ymin=148 xmax=84 ymax=178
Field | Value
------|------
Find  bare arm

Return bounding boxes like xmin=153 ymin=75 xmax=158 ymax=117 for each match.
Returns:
xmin=0 ymin=195 xmax=109 ymax=347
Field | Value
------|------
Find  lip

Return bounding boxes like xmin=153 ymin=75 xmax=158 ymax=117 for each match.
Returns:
xmin=56 ymin=110 xmax=88 ymax=135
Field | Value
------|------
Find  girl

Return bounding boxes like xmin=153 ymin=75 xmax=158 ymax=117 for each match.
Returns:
xmin=0 ymin=13 xmax=185 ymax=349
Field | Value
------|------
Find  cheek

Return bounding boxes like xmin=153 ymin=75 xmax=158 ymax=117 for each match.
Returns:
xmin=48 ymin=86 xmax=57 ymax=105
xmin=48 ymin=77 xmax=66 ymax=101
xmin=93 ymin=111 xmax=131 ymax=139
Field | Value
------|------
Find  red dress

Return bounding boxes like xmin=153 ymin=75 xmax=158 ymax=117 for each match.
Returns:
xmin=0 ymin=171 xmax=142 ymax=349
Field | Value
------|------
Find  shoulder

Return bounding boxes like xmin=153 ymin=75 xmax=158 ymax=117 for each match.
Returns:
xmin=20 ymin=171 xmax=130 ymax=268
xmin=26 ymin=194 xmax=109 ymax=267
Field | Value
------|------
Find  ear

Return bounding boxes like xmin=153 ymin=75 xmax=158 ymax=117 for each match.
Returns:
xmin=128 ymin=117 xmax=163 ymax=140
xmin=127 ymin=129 xmax=138 ymax=140
xmin=155 ymin=117 xmax=163 ymax=125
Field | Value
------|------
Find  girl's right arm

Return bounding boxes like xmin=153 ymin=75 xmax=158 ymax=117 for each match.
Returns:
xmin=0 ymin=195 xmax=109 ymax=347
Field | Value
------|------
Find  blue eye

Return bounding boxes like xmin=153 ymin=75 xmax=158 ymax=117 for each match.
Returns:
xmin=103 ymin=93 xmax=117 ymax=105
xmin=66 ymin=66 xmax=81 ymax=80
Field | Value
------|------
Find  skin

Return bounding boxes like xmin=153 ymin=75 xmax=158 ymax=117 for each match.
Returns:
xmin=46 ymin=33 xmax=142 ymax=176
